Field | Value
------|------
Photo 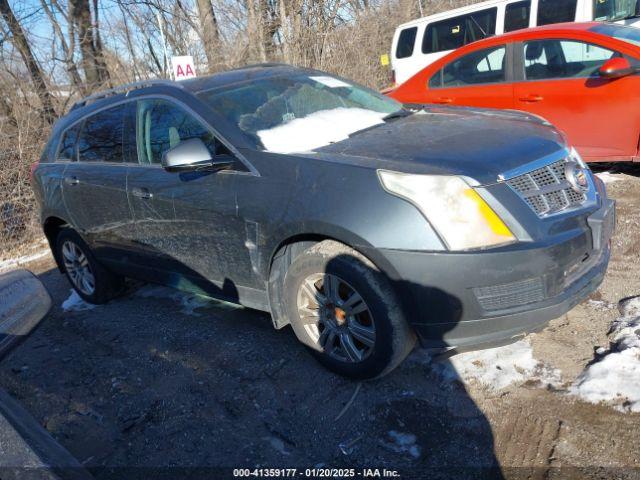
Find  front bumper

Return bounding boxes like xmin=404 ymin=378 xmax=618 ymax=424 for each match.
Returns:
xmin=375 ymin=199 xmax=615 ymax=348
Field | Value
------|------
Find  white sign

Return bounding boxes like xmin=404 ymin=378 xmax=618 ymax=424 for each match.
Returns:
xmin=171 ymin=56 xmax=196 ymax=81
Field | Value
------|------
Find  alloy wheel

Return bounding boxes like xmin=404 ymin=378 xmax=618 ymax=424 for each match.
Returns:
xmin=296 ymin=273 xmax=376 ymax=363
xmin=61 ymin=240 xmax=96 ymax=296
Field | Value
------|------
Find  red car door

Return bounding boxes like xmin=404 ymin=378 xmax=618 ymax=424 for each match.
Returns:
xmin=396 ymin=44 xmax=515 ymax=109
xmin=513 ymin=38 xmax=640 ymax=161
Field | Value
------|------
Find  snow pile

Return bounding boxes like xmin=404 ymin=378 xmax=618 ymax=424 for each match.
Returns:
xmin=595 ymin=172 xmax=622 ymax=185
xmin=135 ymin=285 xmax=217 ymax=316
xmin=257 ymin=108 xmax=386 ymax=154
xmin=430 ymin=339 xmax=560 ymax=391
xmin=571 ymin=297 xmax=640 ymax=412
xmin=62 ymin=290 xmax=95 ymax=312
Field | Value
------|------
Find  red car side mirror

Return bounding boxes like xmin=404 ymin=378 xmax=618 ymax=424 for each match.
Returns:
xmin=599 ymin=57 xmax=636 ymax=79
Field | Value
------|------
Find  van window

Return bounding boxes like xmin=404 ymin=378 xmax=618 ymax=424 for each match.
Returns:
xmin=537 ymin=0 xmax=577 ymax=25
xmin=77 ymin=105 xmax=125 ymax=163
xmin=422 ymin=8 xmax=497 ymax=54
xmin=396 ymin=27 xmax=418 ymax=59
xmin=56 ymin=125 xmax=80 ymax=161
xmin=591 ymin=23 xmax=640 ymax=47
xmin=137 ymin=99 xmax=218 ymax=165
xmin=524 ymin=39 xmax=616 ymax=80
xmin=594 ymin=0 xmax=639 ymax=21
xmin=439 ymin=45 xmax=507 ymax=87
xmin=505 ymin=1 xmax=531 ymax=32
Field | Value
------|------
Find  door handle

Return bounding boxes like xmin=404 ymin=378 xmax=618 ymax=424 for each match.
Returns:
xmin=131 ymin=187 xmax=153 ymax=200
xmin=434 ymin=97 xmax=453 ymax=104
xmin=518 ymin=94 xmax=544 ymax=103
xmin=64 ymin=176 xmax=80 ymax=186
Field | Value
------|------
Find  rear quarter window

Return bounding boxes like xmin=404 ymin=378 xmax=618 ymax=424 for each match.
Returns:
xmin=56 ymin=125 xmax=81 ymax=162
xmin=396 ymin=27 xmax=418 ymax=59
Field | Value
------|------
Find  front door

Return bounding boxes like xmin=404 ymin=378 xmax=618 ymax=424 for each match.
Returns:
xmin=513 ymin=38 xmax=640 ymax=161
xmin=126 ymin=98 xmax=255 ymax=301
xmin=61 ymin=103 xmax=135 ymax=265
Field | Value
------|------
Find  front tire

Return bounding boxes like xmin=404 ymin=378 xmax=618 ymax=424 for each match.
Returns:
xmin=283 ymin=240 xmax=415 ymax=379
xmin=56 ymin=228 xmax=125 ymax=304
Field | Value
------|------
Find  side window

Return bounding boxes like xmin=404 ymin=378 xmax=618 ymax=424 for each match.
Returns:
xmin=524 ymin=40 xmax=616 ymax=80
xmin=422 ymin=8 xmax=497 ymax=54
xmin=56 ymin=125 xmax=80 ymax=161
xmin=537 ymin=0 xmax=577 ymax=26
xmin=136 ymin=99 xmax=221 ymax=165
xmin=504 ymin=1 xmax=531 ymax=32
xmin=441 ymin=45 xmax=507 ymax=87
xmin=77 ymin=105 xmax=125 ymax=163
xmin=396 ymin=27 xmax=418 ymax=59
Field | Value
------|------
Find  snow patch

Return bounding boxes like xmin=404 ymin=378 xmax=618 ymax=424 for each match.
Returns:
xmin=571 ymin=296 xmax=640 ymax=412
xmin=62 ymin=290 xmax=95 ymax=312
xmin=257 ymin=108 xmax=386 ymax=154
xmin=429 ymin=339 xmax=560 ymax=391
xmin=0 ymin=249 xmax=50 ymax=273
xmin=382 ymin=431 xmax=421 ymax=459
xmin=595 ymin=172 xmax=622 ymax=185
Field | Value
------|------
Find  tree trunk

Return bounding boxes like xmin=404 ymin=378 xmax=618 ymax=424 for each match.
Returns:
xmin=0 ymin=0 xmax=57 ymax=124
xmin=196 ymin=0 xmax=221 ymax=72
xmin=40 ymin=0 xmax=85 ymax=95
xmin=69 ymin=0 xmax=110 ymax=89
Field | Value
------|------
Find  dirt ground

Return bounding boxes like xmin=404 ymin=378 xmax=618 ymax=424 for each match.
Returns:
xmin=1 ymin=165 xmax=639 ymax=479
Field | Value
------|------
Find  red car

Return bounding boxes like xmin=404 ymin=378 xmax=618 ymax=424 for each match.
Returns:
xmin=388 ymin=22 xmax=640 ymax=163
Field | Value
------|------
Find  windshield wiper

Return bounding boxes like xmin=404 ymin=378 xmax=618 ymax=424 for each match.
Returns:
xmin=382 ymin=109 xmax=413 ymax=122
xmin=347 ymin=109 xmax=414 ymax=139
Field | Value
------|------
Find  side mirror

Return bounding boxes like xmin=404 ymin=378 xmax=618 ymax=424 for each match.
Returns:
xmin=599 ymin=57 xmax=635 ymax=79
xmin=161 ymin=138 xmax=233 ymax=172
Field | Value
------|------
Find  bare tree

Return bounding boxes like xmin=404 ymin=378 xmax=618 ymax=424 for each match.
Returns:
xmin=0 ymin=0 xmax=57 ymax=124
xmin=196 ymin=0 xmax=221 ymax=72
xmin=69 ymin=0 xmax=111 ymax=87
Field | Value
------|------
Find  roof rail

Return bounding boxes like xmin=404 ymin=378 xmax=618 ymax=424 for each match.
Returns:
xmin=70 ymin=79 xmax=183 ymax=111
xmin=234 ymin=62 xmax=291 ymax=70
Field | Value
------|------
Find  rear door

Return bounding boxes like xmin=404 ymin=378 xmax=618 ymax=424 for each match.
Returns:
xmin=513 ymin=38 xmax=640 ymax=160
xmin=61 ymin=104 xmax=134 ymax=263
xmin=424 ymin=44 xmax=515 ymax=109
xmin=126 ymin=97 xmax=255 ymax=300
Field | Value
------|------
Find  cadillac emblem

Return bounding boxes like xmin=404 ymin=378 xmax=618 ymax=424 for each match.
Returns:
xmin=565 ymin=161 xmax=589 ymax=193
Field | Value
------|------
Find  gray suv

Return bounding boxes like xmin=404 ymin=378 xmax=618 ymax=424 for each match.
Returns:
xmin=32 ymin=64 xmax=615 ymax=378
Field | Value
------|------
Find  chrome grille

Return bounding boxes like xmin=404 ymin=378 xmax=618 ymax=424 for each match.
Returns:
xmin=506 ymin=159 xmax=586 ymax=217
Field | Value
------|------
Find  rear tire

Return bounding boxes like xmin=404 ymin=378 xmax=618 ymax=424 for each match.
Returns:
xmin=56 ymin=228 xmax=125 ymax=305
xmin=283 ymin=240 xmax=415 ymax=379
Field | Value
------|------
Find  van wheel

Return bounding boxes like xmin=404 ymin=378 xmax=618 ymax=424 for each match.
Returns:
xmin=56 ymin=228 xmax=125 ymax=305
xmin=283 ymin=240 xmax=416 ymax=379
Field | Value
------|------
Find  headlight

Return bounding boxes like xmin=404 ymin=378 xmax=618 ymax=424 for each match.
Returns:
xmin=569 ymin=147 xmax=587 ymax=169
xmin=378 ymin=170 xmax=516 ymax=250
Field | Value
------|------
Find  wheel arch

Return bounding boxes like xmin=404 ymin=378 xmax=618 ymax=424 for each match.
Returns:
xmin=43 ymin=216 xmax=70 ymax=272
xmin=266 ymin=228 xmax=404 ymax=330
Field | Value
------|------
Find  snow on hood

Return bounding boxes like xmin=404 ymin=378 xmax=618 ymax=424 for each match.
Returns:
xmin=571 ymin=296 xmax=640 ymax=412
xmin=257 ymin=107 xmax=386 ymax=154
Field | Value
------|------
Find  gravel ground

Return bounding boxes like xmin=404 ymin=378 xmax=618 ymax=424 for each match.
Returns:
xmin=1 ymin=165 xmax=639 ymax=479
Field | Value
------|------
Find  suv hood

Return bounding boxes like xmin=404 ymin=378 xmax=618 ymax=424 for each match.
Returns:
xmin=313 ymin=106 xmax=567 ymax=185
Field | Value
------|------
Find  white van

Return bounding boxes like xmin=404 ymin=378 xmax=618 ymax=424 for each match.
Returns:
xmin=391 ymin=0 xmax=640 ymax=84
